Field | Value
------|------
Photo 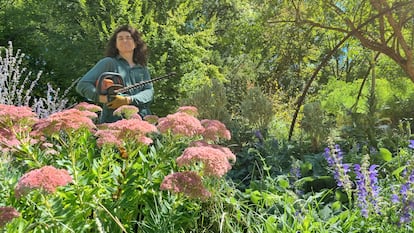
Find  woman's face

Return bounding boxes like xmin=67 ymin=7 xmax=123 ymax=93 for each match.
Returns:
xmin=116 ymin=31 xmax=136 ymax=54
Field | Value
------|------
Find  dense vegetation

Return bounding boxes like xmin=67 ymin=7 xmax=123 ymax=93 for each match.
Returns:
xmin=2 ymin=0 xmax=414 ymax=232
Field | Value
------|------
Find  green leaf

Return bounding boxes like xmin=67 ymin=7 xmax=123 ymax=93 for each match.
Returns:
xmin=295 ymin=176 xmax=315 ymax=186
xmin=265 ymin=215 xmax=277 ymax=233
xmin=335 ymin=190 xmax=348 ymax=203
xmin=378 ymin=148 xmax=392 ymax=162
xmin=277 ymin=177 xmax=290 ymax=189
xmin=262 ymin=192 xmax=279 ymax=207
xmin=250 ymin=190 xmax=262 ymax=204
xmin=300 ymin=162 xmax=313 ymax=175
xmin=319 ymin=204 xmax=333 ymax=220
xmin=392 ymin=165 xmax=407 ymax=180
xmin=331 ymin=201 xmax=342 ymax=212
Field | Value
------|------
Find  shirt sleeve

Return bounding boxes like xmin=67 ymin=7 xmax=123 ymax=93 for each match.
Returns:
xmin=76 ymin=57 xmax=116 ymax=103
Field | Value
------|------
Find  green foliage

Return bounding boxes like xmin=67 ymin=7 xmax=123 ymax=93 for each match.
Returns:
xmin=180 ymin=79 xmax=231 ymax=124
xmin=0 ymin=105 xmax=236 ymax=232
xmin=228 ymin=134 xmax=297 ymax=191
xmin=300 ymin=101 xmax=333 ymax=152
xmin=318 ymin=79 xmax=368 ymax=116
xmin=1 ymin=89 xmax=414 ymax=233
xmin=312 ymin=77 xmax=414 ymax=150
xmin=4 ymin=1 xmax=414 ymax=232
xmin=380 ymin=79 xmax=414 ymax=128
xmin=240 ymin=86 xmax=274 ymax=130
xmin=142 ymin=0 xmax=225 ymax=116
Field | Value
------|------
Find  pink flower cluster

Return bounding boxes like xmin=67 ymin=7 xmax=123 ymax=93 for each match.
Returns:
xmin=200 ymin=119 xmax=231 ymax=142
xmin=0 ymin=206 xmax=20 ymax=227
xmin=113 ymin=105 xmax=141 ymax=120
xmin=73 ymin=102 xmax=102 ymax=113
xmin=31 ymin=109 xmax=97 ymax=137
xmin=160 ymin=171 xmax=211 ymax=199
xmin=177 ymin=143 xmax=236 ymax=178
xmin=143 ymin=115 xmax=159 ymax=124
xmin=15 ymin=165 xmax=73 ymax=198
xmin=0 ymin=104 xmax=39 ymax=153
xmin=95 ymin=118 xmax=158 ymax=147
xmin=159 ymin=106 xmax=236 ymax=199
xmin=156 ymin=106 xmax=232 ymax=142
xmin=0 ymin=104 xmax=38 ymax=127
xmin=157 ymin=112 xmax=204 ymax=137
xmin=177 ymin=106 xmax=199 ymax=117
xmin=0 ymin=128 xmax=21 ymax=153
xmin=160 ymin=141 xmax=236 ymax=199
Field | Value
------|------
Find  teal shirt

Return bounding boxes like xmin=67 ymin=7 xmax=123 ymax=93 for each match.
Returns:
xmin=76 ymin=56 xmax=154 ymax=123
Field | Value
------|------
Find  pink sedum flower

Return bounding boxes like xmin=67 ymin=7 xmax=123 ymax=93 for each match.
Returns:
xmin=113 ymin=105 xmax=141 ymax=120
xmin=95 ymin=129 xmax=123 ymax=147
xmin=200 ymin=119 xmax=231 ymax=141
xmin=160 ymin=171 xmax=211 ymax=199
xmin=0 ymin=128 xmax=21 ymax=153
xmin=0 ymin=104 xmax=38 ymax=127
xmin=189 ymin=141 xmax=237 ymax=163
xmin=95 ymin=118 xmax=157 ymax=147
xmin=177 ymin=145 xmax=236 ymax=177
xmin=177 ymin=106 xmax=199 ymax=117
xmin=143 ymin=115 xmax=159 ymax=124
xmin=157 ymin=112 xmax=204 ymax=137
xmin=15 ymin=165 xmax=73 ymax=198
xmin=104 ymin=118 xmax=157 ymax=135
xmin=73 ymin=102 xmax=102 ymax=113
xmin=0 ymin=206 xmax=20 ymax=227
xmin=138 ymin=135 xmax=154 ymax=145
xmin=0 ymin=105 xmax=39 ymax=152
xmin=31 ymin=109 xmax=97 ymax=137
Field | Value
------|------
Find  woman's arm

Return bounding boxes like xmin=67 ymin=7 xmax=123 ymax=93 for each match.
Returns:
xmin=76 ymin=57 xmax=116 ymax=103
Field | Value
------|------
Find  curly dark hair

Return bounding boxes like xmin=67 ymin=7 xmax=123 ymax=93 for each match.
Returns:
xmin=105 ymin=25 xmax=148 ymax=66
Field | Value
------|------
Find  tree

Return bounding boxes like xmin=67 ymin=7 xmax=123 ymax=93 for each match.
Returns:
xmin=280 ymin=0 xmax=414 ymax=139
xmin=326 ymin=0 xmax=414 ymax=81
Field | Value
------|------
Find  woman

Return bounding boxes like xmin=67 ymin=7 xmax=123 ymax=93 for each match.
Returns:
xmin=76 ymin=25 xmax=153 ymax=123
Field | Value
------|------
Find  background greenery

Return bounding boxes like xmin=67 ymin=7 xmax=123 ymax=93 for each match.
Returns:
xmin=2 ymin=0 xmax=414 ymax=133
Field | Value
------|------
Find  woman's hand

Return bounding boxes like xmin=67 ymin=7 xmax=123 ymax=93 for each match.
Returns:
xmin=98 ymin=95 xmax=109 ymax=104
xmin=107 ymin=95 xmax=131 ymax=109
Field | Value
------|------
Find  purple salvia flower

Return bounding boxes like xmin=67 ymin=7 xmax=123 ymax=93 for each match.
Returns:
xmin=400 ymin=184 xmax=409 ymax=196
xmin=353 ymin=155 xmax=381 ymax=219
xmin=409 ymin=140 xmax=414 ymax=149
xmin=393 ymin=169 xmax=414 ymax=225
xmin=342 ymin=163 xmax=351 ymax=174
xmin=335 ymin=144 xmax=343 ymax=159
xmin=368 ymin=165 xmax=380 ymax=214
xmin=354 ymin=164 xmax=369 ymax=218
xmin=323 ymin=144 xmax=352 ymax=192
xmin=254 ymin=130 xmax=264 ymax=144
xmin=369 ymin=165 xmax=380 ymax=197
xmin=410 ymin=171 xmax=414 ymax=183
xmin=391 ymin=194 xmax=400 ymax=203
xmin=324 ymin=147 xmax=335 ymax=167
xmin=290 ymin=166 xmax=301 ymax=180
xmin=400 ymin=200 xmax=414 ymax=224
xmin=400 ymin=211 xmax=411 ymax=224
xmin=402 ymin=168 xmax=408 ymax=178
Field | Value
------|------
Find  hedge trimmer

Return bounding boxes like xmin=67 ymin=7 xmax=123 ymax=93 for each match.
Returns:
xmin=96 ymin=71 xmax=176 ymax=102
